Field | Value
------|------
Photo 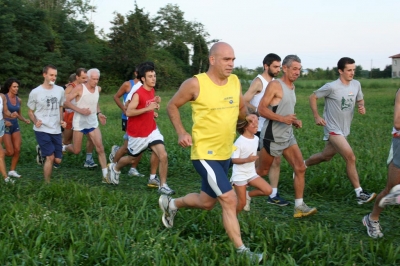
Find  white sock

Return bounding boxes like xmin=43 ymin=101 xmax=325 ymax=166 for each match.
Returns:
xmin=355 ymin=187 xmax=362 ymax=197
xmin=169 ymin=199 xmax=178 ymax=210
xmin=295 ymin=198 xmax=303 ymax=207
xmin=246 ymin=191 xmax=251 ymax=200
xmin=237 ymin=244 xmax=247 ymax=252
xmin=149 ymin=174 xmax=156 ymax=180
xmin=304 ymin=160 xmax=307 ymax=168
xmin=270 ymin=188 xmax=278 ymax=198
xmin=62 ymin=145 xmax=67 ymax=152
xmin=102 ymin=168 xmax=108 ymax=177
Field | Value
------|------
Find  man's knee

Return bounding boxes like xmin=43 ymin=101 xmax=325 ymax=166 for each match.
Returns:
xmin=202 ymin=201 xmax=215 ymax=210
xmin=54 ymin=158 xmax=62 ymax=164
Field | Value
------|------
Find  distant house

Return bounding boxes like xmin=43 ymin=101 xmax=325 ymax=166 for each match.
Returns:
xmin=389 ymin=54 xmax=400 ymax=78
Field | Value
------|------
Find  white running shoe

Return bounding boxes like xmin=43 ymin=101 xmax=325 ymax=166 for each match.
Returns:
xmin=8 ymin=171 xmax=21 ymax=178
xmin=243 ymin=193 xmax=251 ymax=212
xmin=379 ymin=184 xmax=400 ymax=208
xmin=108 ymin=163 xmax=120 ymax=185
xmin=4 ymin=177 xmax=15 ymax=184
xmin=109 ymin=145 xmax=119 ymax=163
xmin=158 ymin=184 xmax=175 ymax=195
xmin=128 ymin=168 xmax=144 ymax=177
xmin=159 ymin=194 xmax=177 ymax=228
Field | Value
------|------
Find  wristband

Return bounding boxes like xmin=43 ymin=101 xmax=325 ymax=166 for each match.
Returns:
xmin=96 ymin=112 xmax=101 ymax=116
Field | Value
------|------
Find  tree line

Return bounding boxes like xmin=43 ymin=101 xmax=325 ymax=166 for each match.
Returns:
xmin=0 ymin=0 xmax=211 ymax=92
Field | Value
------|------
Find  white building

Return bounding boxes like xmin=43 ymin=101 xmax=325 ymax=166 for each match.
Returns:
xmin=389 ymin=53 xmax=400 ymax=78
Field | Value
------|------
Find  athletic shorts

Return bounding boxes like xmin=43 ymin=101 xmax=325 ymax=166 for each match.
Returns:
xmin=389 ymin=137 xmax=400 ymax=168
xmin=34 ymin=131 xmax=63 ymax=159
xmin=192 ymin=159 xmax=232 ymax=198
xmin=5 ymin=119 xmax=20 ymax=135
xmin=80 ymin=127 xmax=95 ymax=135
xmin=123 ymin=133 xmax=128 ymax=141
xmin=63 ymin=111 xmax=74 ymax=130
xmin=232 ymin=175 xmax=259 ymax=186
xmin=263 ymin=136 xmax=297 ymax=157
xmin=122 ymin=119 xmax=127 ymax=131
xmin=127 ymin=128 xmax=164 ymax=157
xmin=0 ymin=119 xmax=4 ymax=137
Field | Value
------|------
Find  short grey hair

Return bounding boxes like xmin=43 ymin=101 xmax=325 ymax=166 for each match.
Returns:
xmin=87 ymin=68 xmax=100 ymax=78
xmin=282 ymin=55 xmax=301 ymax=67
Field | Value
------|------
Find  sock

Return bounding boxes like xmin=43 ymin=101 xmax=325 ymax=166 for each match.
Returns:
xmin=162 ymin=183 xmax=168 ymax=188
xmin=102 ymin=168 xmax=108 ymax=177
xmin=62 ymin=145 xmax=67 ymax=152
xmin=236 ymin=244 xmax=247 ymax=252
xmin=149 ymin=174 xmax=156 ymax=180
xmin=246 ymin=191 xmax=251 ymax=200
xmin=270 ymin=188 xmax=278 ymax=198
xmin=86 ymin=153 xmax=93 ymax=161
xmin=295 ymin=198 xmax=303 ymax=207
xmin=304 ymin=160 xmax=308 ymax=168
xmin=169 ymin=199 xmax=178 ymax=210
xmin=355 ymin=187 xmax=362 ymax=197
xmin=130 ymin=167 xmax=137 ymax=171
xmin=368 ymin=213 xmax=378 ymax=222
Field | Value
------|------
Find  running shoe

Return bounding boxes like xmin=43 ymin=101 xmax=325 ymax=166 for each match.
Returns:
xmin=102 ymin=175 xmax=111 ymax=184
xmin=108 ymin=163 xmax=120 ymax=185
xmin=159 ymin=194 xmax=178 ymax=228
xmin=357 ymin=190 xmax=376 ymax=205
xmin=36 ymin=145 xmax=44 ymax=165
xmin=8 ymin=171 xmax=21 ymax=178
xmin=237 ymin=247 xmax=263 ymax=263
xmin=84 ymin=159 xmax=98 ymax=168
xmin=362 ymin=214 xmax=383 ymax=238
xmin=109 ymin=145 xmax=119 ymax=163
xmin=379 ymin=185 xmax=400 ymax=208
xmin=147 ymin=176 xmax=161 ymax=188
xmin=243 ymin=195 xmax=251 ymax=212
xmin=293 ymin=202 xmax=317 ymax=218
xmin=53 ymin=163 xmax=61 ymax=169
xmin=267 ymin=193 xmax=289 ymax=206
xmin=128 ymin=168 xmax=144 ymax=177
xmin=158 ymin=184 xmax=175 ymax=195
xmin=4 ymin=177 xmax=15 ymax=184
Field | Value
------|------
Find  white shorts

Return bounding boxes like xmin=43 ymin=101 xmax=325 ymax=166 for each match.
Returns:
xmin=127 ymin=128 xmax=164 ymax=156
xmin=231 ymin=174 xmax=259 ymax=186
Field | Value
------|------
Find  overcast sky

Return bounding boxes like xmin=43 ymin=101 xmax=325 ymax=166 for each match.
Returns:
xmin=91 ymin=0 xmax=400 ymax=71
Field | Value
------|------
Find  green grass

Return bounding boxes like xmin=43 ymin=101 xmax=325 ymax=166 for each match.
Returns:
xmin=1 ymin=84 xmax=400 ymax=265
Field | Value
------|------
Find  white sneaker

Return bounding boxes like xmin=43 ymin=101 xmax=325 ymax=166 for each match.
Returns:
xmin=4 ymin=177 xmax=15 ymax=184
xmin=8 ymin=171 xmax=21 ymax=178
xmin=109 ymin=145 xmax=119 ymax=163
xmin=128 ymin=168 xmax=144 ymax=177
xmin=158 ymin=184 xmax=175 ymax=195
xmin=108 ymin=163 xmax=120 ymax=185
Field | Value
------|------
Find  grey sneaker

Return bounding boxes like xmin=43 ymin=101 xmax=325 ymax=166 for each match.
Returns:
xmin=293 ymin=202 xmax=317 ymax=218
xmin=362 ymin=214 xmax=383 ymax=238
xmin=357 ymin=190 xmax=376 ymax=205
xmin=128 ymin=168 xmax=144 ymax=177
xmin=108 ymin=163 xmax=120 ymax=185
xmin=36 ymin=145 xmax=44 ymax=165
xmin=243 ymin=195 xmax=251 ymax=212
xmin=147 ymin=176 xmax=161 ymax=188
xmin=109 ymin=145 xmax=119 ymax=163
xmin=84 ymin=159 xmax=98 ymax=168
xmin=379 ymin=185 xmax=400 ymax=208
xmin=159 ymin=194 xmax=178 ymax=228
xmin=237 ymin=248 xmax=263 ymax=263
xmin=4 ymin=177 xmax=15 ymax=184
xmin=158 ymin=184 xmax=175 ymax=195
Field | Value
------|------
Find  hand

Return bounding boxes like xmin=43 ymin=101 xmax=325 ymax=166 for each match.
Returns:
xmin=80 ymin=108 xmax=91 ymax=116
xmin=60 ymin=120 xmax=67 ymax=128
xmin=293 ymin=119 xmax=302 ymax=128
xmin=358 ymin=104 xmax=366 ymax=115
xmin=154 ymin=112 xmax=158 ymax=118
xmin=10 ymin=112 xmax=18 ymax=118
xmin=98 ymin=113 xmax=107 ymax=125
xmin=4 ymin=121 xmax=12 ymax=127
xmin=178 ymin=132 xmax=192 ymax=148
xmin=24 ymin=118 xmax=31 ymax=124
xmin=314 ymin=116 xmax=326 ymax=126
xmin=246 ymin=154 xmax=259 ymax=163
xmin=147 ymin=102 xmax=159 ymax=111
xmin=35 ymin=120 xmax=43 ymax=128
xmin=154 ymin=96 xmax=161 ymax=103
xmin=282 ymin=114 xmax=297 ymax=125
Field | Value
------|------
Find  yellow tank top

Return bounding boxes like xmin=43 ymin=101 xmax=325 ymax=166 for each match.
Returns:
xmin=191 ymin=73 xmax=241 ymax=160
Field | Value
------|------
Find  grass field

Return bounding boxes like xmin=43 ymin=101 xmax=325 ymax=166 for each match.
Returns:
xmin=1 ymin=82 xmax=400 ymax=265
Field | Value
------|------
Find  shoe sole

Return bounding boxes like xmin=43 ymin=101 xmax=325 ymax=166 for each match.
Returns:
xmin=267 ymin=201 xmax=289 ymax=207
xmin=357 ymin=193 xmax=377 ymax=205
xmin=158 ymin=196 xmax=172 ymax=228
xmin=84 ymin=165 xmax=98 ymax=168
xmin=293 ymin=208 xmax=317 ymax=218
xmin=147 ymin=184 xmax=159 ymax=188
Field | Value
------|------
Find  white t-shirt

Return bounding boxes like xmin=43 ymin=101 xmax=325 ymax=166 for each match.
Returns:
xmin=27 ymin=85 xmax=65 ymax=134
xmin=230 ymin=135 xmax=259 ymax=182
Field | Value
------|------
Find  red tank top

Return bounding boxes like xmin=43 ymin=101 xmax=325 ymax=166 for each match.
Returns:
xmin=126 ymin=86 xmax=156 ymax=137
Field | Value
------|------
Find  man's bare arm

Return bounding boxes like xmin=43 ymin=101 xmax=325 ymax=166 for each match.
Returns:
xmin=243 ymin=78 xmax=263 ymax=111
xmin=113 ymin=81 xmax=130 ymax=115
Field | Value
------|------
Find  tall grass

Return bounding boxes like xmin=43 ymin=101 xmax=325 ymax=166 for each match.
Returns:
xmin=1 ymin=85 xmax=399 ymax=265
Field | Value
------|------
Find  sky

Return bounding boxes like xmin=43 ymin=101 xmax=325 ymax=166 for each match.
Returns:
xmin=90 ymin=0 xmax=400 ymax=71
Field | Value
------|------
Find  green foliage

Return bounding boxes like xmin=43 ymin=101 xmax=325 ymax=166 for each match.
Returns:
xmin=191 ymin=35 xmax=209 ymax=75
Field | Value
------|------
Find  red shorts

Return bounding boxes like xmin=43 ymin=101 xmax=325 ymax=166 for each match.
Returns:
xmin=63 ymin=111 xmax=74 ymax=130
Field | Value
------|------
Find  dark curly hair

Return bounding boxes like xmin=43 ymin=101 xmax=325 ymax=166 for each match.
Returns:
xmin=1 ymin=78 xmax=20 ymax=94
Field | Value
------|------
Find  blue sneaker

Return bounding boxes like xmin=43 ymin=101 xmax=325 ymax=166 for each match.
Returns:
xmin=84 ymin=159 xmax=98 ymax=168
xmin=267 ymin=193 xmax=289 ymax=206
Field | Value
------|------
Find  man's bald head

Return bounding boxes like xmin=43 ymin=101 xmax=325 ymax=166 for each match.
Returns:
xmin=209 ymin=42 xmax=233 ymax=57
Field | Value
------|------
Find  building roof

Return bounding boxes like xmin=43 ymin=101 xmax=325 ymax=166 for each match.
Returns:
xmin=389 ymin=53 xmax=400 ymax=58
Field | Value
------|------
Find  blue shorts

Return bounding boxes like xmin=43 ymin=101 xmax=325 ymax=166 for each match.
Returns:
xmin=192 ymin=159 xmax=232 ymax=198
xmin=80 ymin=127 xmax=95 ymax=134
xmin=122 ymin=119 xmax=127 ymax=131
xmin=5 ymin=119 xmax=20 ymax=135
xmin=35 ymin=131 xmax=63 ymax=159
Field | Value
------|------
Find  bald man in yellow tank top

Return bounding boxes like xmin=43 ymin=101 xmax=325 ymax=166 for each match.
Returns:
xmin=161 ymin=42 xmax=263 ymax=262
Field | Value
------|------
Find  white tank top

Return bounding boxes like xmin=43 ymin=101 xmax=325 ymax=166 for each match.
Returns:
xmin=249 ymin=74 xmax=269 ymax=131
xmin=72 ymin=84 xmax=99 ymax=130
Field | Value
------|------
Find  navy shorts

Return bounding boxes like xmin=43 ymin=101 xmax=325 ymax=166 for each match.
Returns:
xmin=80 ymin=127 xmax=95 ymax=135
xmin=5 ymin=119 xmax=20 ymax=135
xmin=35 ymin=131 xmax=63 ymax=159
xmin=192 ymin=159 xmax=232 ymax=198
xmin=122 ymin=119 xmax=127 ymax=131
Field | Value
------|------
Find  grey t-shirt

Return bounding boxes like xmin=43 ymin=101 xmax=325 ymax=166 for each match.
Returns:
xmin=27 ymin=85 xmax=65 ymax=134
xmin=314 ymin=79 xmax=363 ymax=139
